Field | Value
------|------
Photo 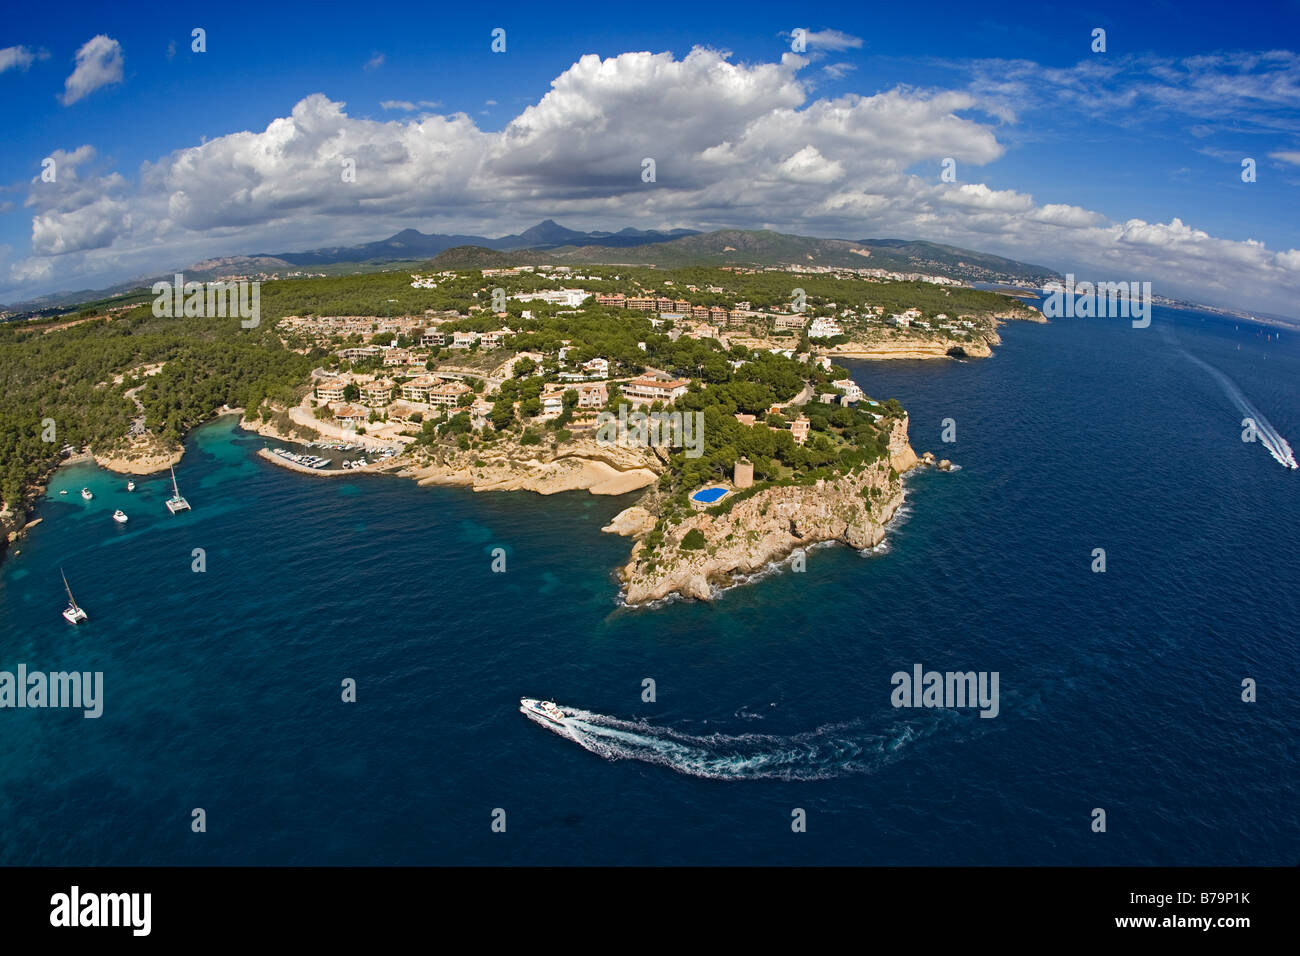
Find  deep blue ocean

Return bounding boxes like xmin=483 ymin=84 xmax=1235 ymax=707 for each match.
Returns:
xmin=2 ymin=301 xmax=1296 ymax=865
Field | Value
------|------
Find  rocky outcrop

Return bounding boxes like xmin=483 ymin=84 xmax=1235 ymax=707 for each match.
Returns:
xmin=0 ymin=502 xmax=25 ymax=562
xmin=1 ymin=502 xmax=46 ymax=559
xmin=998 ymin=306 xmax=1047 ymax=324
xmin=828 ymin=338 xmax=994 ymax=360
xmin=92 ymin=437 xmax=184 ymax=475
xmin=619 ymin=416 xmax=919 ymax=605
xmin=824 ymin=306 xmax=1044 ymax=361
xmin=890 ymin=424 xmax=919 ymax=473
xmin=602 ymin=506 xmax=657 ymax=537
xmin=399 ymin=435 xmax=661 ymax=497
xmin=239 ymin=408 xmax=323 ymax=445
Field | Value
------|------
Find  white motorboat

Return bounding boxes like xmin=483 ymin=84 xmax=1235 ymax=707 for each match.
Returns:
xmin=60 ymin=569 xmax=87 ymax=624
xmin=127 ymin=480 xmax=135 ymax=491
xmin=113 ymin=510 xmax=128 ymax=523
xmin=80 ymin=488 xmax=93 ymax=500
xmin=520 ymin=698 xmax=567 ymax=726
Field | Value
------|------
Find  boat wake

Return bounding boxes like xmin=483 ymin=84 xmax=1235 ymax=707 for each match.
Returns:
xmin=1181 ymin=350 xmax=1298 ymax=470
xmin=520 ymin=703 xmax=956 ymax=781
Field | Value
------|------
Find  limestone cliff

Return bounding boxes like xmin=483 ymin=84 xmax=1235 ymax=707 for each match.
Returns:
xmin=618 ymin=416 xmax=919 ymax=605
xmin=824 ymin=304 xmax=1043 ymax=361
xmin=398 ymin=435 xmax=662 ymax=496
xmin=0 ymin=502 xmax=22 ymax=562
xmin=827 ymin=337 xmax=994 ymax=361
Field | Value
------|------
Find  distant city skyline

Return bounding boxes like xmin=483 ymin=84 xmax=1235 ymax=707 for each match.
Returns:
xmin=3 ymin=0 xmax=1299 ymax=315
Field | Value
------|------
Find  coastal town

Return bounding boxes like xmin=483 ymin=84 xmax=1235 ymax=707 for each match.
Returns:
xmin=260 ymin=261 xmax=1035 ymax=455
xmin=2 ymin=255 xmax=1039 ymax=603
xmin=187 ymin=259 xmax=1034 ymax=603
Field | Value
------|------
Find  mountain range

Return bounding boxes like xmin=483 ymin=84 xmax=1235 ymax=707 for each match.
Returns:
xmin=260 ymin=219 xmax=701 ymax=266
xmin=432 ymin=228 xmax=1060 ymax=283
xmin=3 ymin=221 xmax=1061 ymax=314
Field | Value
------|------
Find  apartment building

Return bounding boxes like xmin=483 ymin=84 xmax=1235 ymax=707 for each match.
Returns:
xmin=623 ymin=377 xmax=690 ymax=405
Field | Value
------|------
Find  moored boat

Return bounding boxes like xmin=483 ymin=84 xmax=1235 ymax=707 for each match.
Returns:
xmin=60 ymin=568 xmax=87 ymax=624
xmin=165 ymin=465 xmax=190 ymax=514
xmin=113 ymin=510 xmax=128 ymax=523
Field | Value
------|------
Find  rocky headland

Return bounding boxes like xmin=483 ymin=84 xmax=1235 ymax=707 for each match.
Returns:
xmin=612 ymin=416 xmax=924 ymax=605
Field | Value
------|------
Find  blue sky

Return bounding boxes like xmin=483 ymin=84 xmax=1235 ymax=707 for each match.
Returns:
xmin=3 ymin=0 xmax=1299 ymax=313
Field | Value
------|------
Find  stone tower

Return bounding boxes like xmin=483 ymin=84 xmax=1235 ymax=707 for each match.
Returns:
xmin=734 ymin=457 xmax=754 ymax=489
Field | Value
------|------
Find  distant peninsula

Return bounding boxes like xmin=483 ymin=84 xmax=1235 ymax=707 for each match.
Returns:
xmin=1 ymin=253 xmax=1039 ymax=600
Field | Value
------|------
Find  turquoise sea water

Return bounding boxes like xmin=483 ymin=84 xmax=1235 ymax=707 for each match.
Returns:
xmin=1 ymin=300 xmax=1296 ymax=865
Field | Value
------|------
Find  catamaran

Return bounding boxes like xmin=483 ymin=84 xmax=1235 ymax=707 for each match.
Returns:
xmin=61 ymin=569 xmax=87 ymax=624
xmin=164 ymin=465 xmax=190 ymax=514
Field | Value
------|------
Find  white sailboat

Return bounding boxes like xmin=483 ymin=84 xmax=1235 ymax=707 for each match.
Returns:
xmin=61 ymin=569 xmax=87 ymax=624
xmin=165 ymin=465 xmax=190 ymax=514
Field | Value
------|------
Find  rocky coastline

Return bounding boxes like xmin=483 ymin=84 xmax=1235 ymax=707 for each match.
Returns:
xmin=820 ymin=306 xmax=1043 ymax=362
xmin=1 ymin=407 xmax=939 ymax=611
xmin=611 ymin=416 xmax=927 ymax=606
xmin=395 ymin=435 xmax=661 ymax=497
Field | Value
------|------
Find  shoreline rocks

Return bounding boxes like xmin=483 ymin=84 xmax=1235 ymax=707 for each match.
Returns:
xmin=828 ymin=338 xmax=995 ymax=361
xmin=602 ymin=506 xmax=657 ymax=537
xmin=618 ymin=416 xmax=921 ymax=606
xmin=92 ymin=444 xmax=185 ymax=476
xmin=398 ymin=436 xmax=661 ymax=497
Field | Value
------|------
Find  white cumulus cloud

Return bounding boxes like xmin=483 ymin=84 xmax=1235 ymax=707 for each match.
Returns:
xmin=60 ymin=35 xmax=124 ymax=105
xmin=802 ymin=29 xmax=864 ymax=51
xmin=7 ymin=46 xmax=1300 ymax=316
xmin=1 ymin=45 xmax=48 ymax=73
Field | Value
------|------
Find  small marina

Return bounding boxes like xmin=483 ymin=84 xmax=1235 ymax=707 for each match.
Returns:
xmin=260 ymin=439 xmax=401 ymax=475
xmin=270 ymin=448 xmax=334 ymax=469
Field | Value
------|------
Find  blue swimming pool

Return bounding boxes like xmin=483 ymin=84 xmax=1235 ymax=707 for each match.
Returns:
xmin=690 ymin=486 xmax=728 ymax=503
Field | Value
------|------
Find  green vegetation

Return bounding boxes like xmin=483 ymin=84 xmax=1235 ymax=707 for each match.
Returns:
xmin=0 ymin=306 xmax=316 ymax=511
xmin=2 ymin=255 xmax=1026 ymax=540
xmin=431 ymin=229 xmax=1058 ymax=284
xmin=680 ymin=528 xmax=707 ymax=550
